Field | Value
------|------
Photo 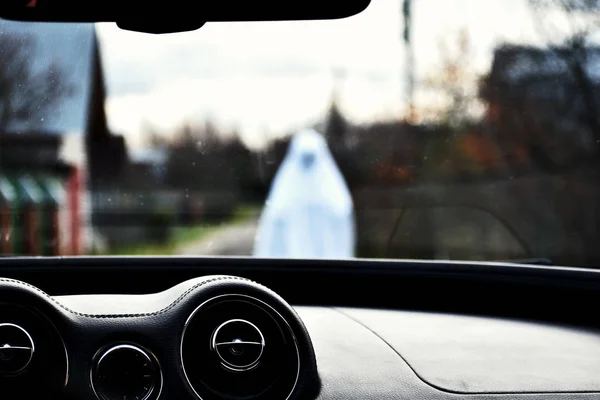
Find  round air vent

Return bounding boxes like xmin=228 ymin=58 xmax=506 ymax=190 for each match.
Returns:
xmin=90 ymin=343 xmax=163 ymax=400
xmin=181 ymin=293 xmax=307 ymax=400
xmin=0 ymin=303 xmax=68 ymax=400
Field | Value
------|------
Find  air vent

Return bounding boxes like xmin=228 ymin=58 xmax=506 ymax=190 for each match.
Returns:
xmin=181 ymin=294 xmax=301 ymax=400
xmin=0 ymin=303 xmax=68 ymax=400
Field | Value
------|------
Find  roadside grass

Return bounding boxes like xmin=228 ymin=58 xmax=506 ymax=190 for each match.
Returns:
xmin=97 ymin=204 xmax=261 ymax=256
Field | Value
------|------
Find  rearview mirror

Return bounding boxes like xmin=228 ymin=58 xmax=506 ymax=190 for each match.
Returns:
xmin=0 ymin=1 xmax=372 ymax=34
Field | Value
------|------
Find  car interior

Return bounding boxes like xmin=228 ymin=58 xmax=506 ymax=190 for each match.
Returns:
xmin=1 ymin=1 xmax=600 ymax=400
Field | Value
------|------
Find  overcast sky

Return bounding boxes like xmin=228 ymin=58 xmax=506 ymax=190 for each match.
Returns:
xmin=94 ymin=0 xmax=546 ymax=150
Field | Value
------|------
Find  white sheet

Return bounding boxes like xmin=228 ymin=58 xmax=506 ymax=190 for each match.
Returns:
xmin=253 ymin=129 xmax=355 ymax=258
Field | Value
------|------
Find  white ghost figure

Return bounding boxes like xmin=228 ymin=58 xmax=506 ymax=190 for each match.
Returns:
xmin=253 ymin=129 xmax=355 ymax=258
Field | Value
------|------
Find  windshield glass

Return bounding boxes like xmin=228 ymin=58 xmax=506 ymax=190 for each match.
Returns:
xmin=0 ymin=0 xmax=598 ymax=266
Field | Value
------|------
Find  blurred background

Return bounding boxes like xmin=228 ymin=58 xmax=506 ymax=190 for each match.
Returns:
xmin=1 ymin=0 xmax=600 ymax=266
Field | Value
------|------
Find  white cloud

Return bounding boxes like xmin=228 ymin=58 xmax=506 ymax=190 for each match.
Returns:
xmin=107 ymin=72 xmax=402 ymax=150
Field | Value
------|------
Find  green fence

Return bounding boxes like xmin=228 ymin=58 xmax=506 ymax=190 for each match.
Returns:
xmin=0 ymin=173 xmax=67 ymax=256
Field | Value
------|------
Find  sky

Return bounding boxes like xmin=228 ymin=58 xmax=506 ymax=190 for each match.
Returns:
xmin=90 ymin=0 xmax=551 ymax=150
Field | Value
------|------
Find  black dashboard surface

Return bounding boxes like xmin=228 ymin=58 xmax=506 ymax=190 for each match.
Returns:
xmin=298 ymin=307 xmax=600 ymax=400
xmin=332 ymin=308 xmax=600 ymax=393
xmin=52 ymin=296 xmax=600 ymax=394
xmin=1 ymin=257 xmax=600 ymax=400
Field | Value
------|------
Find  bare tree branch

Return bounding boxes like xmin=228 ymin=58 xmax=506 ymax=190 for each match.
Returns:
xmin=0 ymin=33 xmax=73 ymax=132
xmin=528 ymin=0 xmax=600 ymax=152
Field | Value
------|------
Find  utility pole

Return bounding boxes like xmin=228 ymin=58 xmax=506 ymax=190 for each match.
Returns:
xmin=403 ymin=0 xmax=414 ymax=123
xmin=326 ymin=67 xmax=347 ymax=144
xmin=332 ymin=67 xmax=347 ymax=103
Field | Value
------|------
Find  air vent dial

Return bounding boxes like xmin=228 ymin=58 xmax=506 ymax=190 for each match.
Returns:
xmin=91 ymin=344 xmax=162 ymax=400
xmin=181 ymin=294 xmax=300 ymax=400
xmin=212 ymin=319 xmax=265 ymax=371
xmin=0 ymin=323 xmax=34 ymax=376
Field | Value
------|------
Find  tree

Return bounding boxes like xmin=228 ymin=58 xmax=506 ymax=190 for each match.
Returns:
xmin=162 ymin=120 xmax=257 ymax=194
xmin=421 ymin=29 xmax=481 ymax=130
xmin=419 ymin=29 xmax=505 ymax=178
xmin=142 ymin=121 xmax=168 ymax=149
xmin=529 ymin=0 xmax=600 ymax=154
xmin=0 ymin=33 xmax=73 ymax=131
xmin=475 ymin=0 xmax=600 ymax=170
xmin=529 ymin=0 xmax=600 ymax=41
xmin=324 ymin=100 xmax=348 ymax=145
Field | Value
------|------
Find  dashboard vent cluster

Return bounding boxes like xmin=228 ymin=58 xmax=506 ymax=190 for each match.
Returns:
xmin=181 ymin=293 xmax=301 ymax=400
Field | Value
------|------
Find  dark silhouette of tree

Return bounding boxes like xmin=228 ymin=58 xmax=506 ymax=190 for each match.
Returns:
xmin=155 ymin=121 xmax=259 ymax=221
xmin=324 ymin=100 xmax=348 ymax=145
xmin=529 ymin=0 xmax=600 ymax=154
xmin=161 ymin=120 xmax=257 ymax=195
xmin=322 ymin=100 xmax=366 ymax=189
xmin=142 ymin=122 xmax=168 ymax=149
xmin=0 ymin=33 xmax=73 ymax=131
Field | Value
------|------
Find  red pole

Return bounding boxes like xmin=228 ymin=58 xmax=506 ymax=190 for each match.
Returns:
xmin=69 ymin=167 xmax=82 ymax=255
xmin=51 ymin=206 xmax=60 ymax=256
xmin=25 ymin=206 xmax=39 ymax=255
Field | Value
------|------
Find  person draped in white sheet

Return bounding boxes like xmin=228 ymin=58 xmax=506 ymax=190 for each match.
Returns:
xmin=253 ymin=129 xmax=355 ymax=258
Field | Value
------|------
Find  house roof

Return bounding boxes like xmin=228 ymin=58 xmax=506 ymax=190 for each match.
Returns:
xmin=488 ymin=44 xmax=600 ymax=84
xmin=0 ymin=20 xmax=98 ymax=135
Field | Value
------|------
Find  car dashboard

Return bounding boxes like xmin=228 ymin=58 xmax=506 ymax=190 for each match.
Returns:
xmin=0 ymin=256 xmax=599 ymax=400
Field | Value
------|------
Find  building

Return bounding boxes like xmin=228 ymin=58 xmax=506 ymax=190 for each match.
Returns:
xmin=479 ymin=44 xmax=600 ymax=170
xmin=0 ymin=20 xmax=128 ymax=255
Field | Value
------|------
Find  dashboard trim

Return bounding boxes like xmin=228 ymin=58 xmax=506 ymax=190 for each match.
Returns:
xmin=49 ymin=316 xmax=70 ymax=389
xmin=0 ymin=276 xmax=252 ymax=319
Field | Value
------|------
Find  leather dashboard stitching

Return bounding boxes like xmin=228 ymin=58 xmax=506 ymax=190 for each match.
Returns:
xmin=0 ymin=276 xmax=253 ymax=319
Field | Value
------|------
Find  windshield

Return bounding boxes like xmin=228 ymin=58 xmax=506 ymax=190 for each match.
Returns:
xmin=0 ymin=0 xmax=599 ymax=266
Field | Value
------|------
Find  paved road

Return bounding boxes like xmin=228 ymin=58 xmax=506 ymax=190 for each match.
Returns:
xmin=177 ymin=218 xmax=260 ymax=256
